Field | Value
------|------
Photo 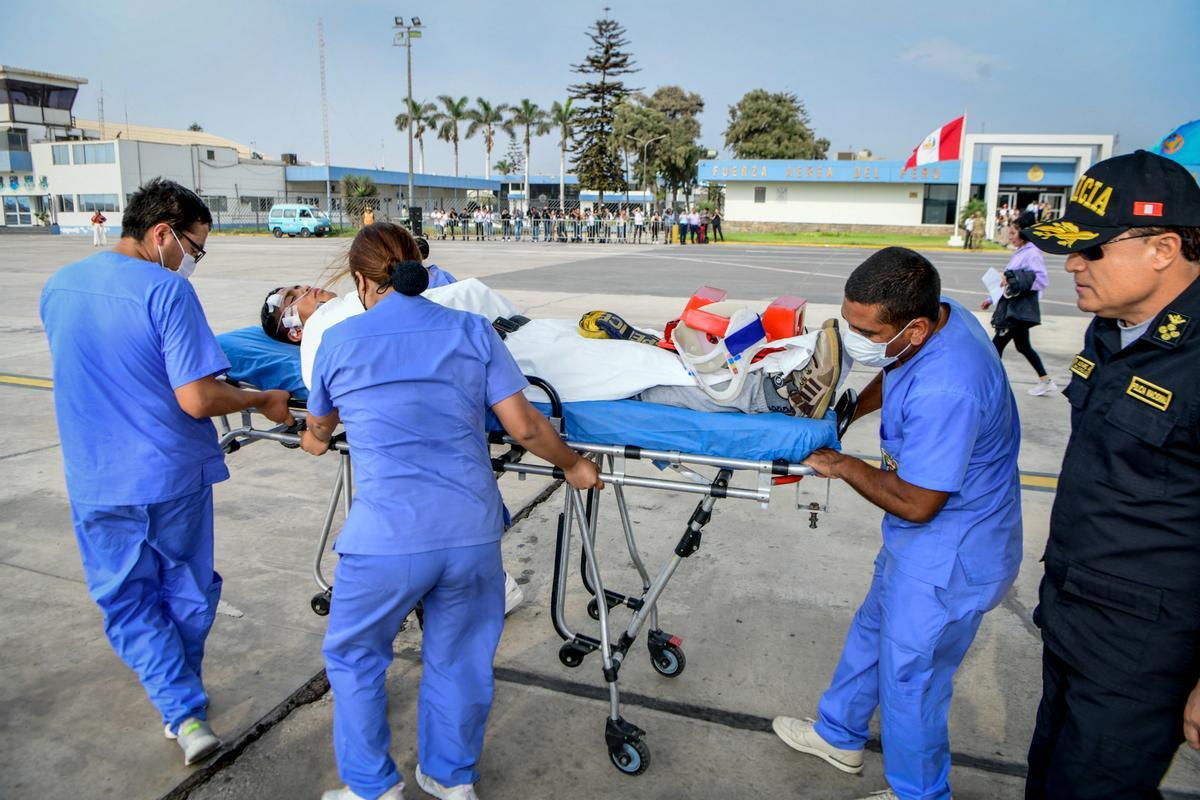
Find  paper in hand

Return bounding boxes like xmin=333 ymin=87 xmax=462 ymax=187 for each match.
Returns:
xmin=982 ymin=268 xmax=1004 ymax=305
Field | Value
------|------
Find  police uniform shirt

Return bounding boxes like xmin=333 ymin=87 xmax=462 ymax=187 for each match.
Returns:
xmin=1040 ymin=275 xmax=1200 ymax=703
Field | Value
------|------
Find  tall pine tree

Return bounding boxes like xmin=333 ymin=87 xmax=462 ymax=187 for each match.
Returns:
xmin=569 ymin=15 xmax=639 ymax=206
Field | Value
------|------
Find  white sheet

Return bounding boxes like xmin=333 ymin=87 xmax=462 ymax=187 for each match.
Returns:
xmin=301 ymin=278 xmax=818 ymax=402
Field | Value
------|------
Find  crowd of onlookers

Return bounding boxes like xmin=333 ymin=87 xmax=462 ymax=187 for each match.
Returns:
xmin=423 ymin=206 xmax=725 ymax=244
xmin=963 ymin=200 xmax=1058 ymax=249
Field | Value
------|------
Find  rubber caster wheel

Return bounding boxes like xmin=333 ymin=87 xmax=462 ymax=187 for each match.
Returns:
xmin=609 ymin=738 xmax=650 ymax=775
xmin=558 ymin=643 xmax=585 ymax=668
xmin=650 ymin=644 xmax=686 ymax=677
xmin=587 ymin=598 xmax=600 ymax=620
xmin=311 ymin=591 xmax=331 ymax=616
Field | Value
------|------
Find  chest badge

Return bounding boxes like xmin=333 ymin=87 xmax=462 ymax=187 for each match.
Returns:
xmin=1153 ymin=311 xmax=1189 ymax=346
xmin=1070 ymin=355 xmax=1096 ymax=380
xmin=1126 ymin=376 xmax=1172 ymax=411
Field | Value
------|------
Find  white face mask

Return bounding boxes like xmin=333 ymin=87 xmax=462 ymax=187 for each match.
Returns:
xmin=158 ymin=228 xmax=197 ymax=279
xmin=843 ymin=319 xmax=915 ymax=369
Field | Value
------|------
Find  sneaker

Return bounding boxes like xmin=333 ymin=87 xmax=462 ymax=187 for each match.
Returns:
xmin=321 ymin=784 xmax=405 ymax=800
xmin=415 ymin=765 xmax=479 ymax=800
xmin=774 ymin=319 xmax=843 ymax=419
xmin=771 ymin=716 xmax=863 ymax=774
xmin=164 ymin=724 xmax=176 ymax=740
xmin=173 ymin=717 xmax=221 ymax=766
xmin=853 ymin=791 xmax=899 ymax=800
xmin=1028 ymin=378 xmax=1059 ymax=397
xmin=503 ymin=571 xmax=524 ymax=616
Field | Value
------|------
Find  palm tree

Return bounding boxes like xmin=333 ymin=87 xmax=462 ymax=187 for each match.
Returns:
xmin=433 ymin=95 xmax=470 ymax=177
xmin=494 ymin=159 xmax=516 ymax=176
xmin=548 ymin=99 xmax=577 ymax=211
xmin=466 ymin=98 xmax=512 ymax=180
xmin=340 ymin=174 xmax=379 ymax=226
xmin=394 ymin=99 xmax=438 ymax=173
xmin=509 ymin=99 xmax=550 ymax=212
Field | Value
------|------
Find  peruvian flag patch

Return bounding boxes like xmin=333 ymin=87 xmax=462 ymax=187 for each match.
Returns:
xmin=1134 ymin=201 xmax=1164 ymax=216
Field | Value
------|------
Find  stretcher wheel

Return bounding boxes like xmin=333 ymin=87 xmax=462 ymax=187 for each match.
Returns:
xmin=587 ymin=598 xmax=600 ymax=621
xmin=558 ymin=643 xmax=586 ymax=668
xmin=650 ymin=644 xmax=686 ymax=678
xmin=609 ymin=738 xmax=650 ymax=775
xmin=311 ymin=590 xmax=331 ymax=616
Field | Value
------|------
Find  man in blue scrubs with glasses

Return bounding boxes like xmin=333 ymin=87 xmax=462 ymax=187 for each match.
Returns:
xmin=40 ymin=178 xmax=293 ymax=766
xmin=772 ymin=247 xmax=1023 ymax=800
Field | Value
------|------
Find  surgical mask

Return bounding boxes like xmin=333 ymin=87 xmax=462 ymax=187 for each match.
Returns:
xmin=843 ymin=320 xmax=915 ymax=368
xmin=158 ymin=228 xmax=197 ymax=279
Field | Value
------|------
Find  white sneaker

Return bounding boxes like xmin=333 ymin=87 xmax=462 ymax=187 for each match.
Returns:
xmin=164 ymin=724 xmax=176 ymax=740
xmin=1027 ymin=379 xmax=1059 ymax=397
xmin=321 ymin=784 xmax=405 ymax=800
xmin=174 ymin=717 xmax=221 ymax=766
xmin=415 ymin=765 xmax=478 ymax=800
xmin=854 ymin=791 xmax=899 ymax=800
xmin=771 ymin=716 xmax=864 ymax=774
xmin=503 ymin=572 xmax=524 ymax=616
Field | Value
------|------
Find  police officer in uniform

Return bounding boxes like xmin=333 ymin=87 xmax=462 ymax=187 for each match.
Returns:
xmin=1022 ymin=150 xmax=1200 ymax=798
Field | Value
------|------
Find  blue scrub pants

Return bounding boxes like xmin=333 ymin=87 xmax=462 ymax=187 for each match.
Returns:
xmin=814 ymin=548 xmax=1013 ymax=800
xmin=71 ymin=486 xmax=221 ymax=730
xmin=323 ymin=542 xmax=504 ymax=799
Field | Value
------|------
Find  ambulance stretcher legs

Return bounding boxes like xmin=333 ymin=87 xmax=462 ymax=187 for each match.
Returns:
xmin=551 ymin=456 xmax=732 ymax=776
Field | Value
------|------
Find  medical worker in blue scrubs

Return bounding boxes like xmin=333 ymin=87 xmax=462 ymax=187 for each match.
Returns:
xmin=300 ymin=222 xmax=602 ymax=800
xmin=40 ymin=178 xmax=294 ymax=765
xmin=771 ymin=247 xmax=1023 ymax=800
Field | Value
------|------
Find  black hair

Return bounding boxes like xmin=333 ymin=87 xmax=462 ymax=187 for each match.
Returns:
xmin=415 ymin=235 xmax=430 ymax=260
xmin=260 ymin=286 xmax=294 ymax=345
xmin=121 ymin=177 xmax=213 ymax=240
xmin=844 ymin=247 xmax=942 ymax=326
xmin=385 ymin=260 xmax=429 ymax=296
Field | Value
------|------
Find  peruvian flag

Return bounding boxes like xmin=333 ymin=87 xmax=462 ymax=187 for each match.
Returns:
xmin=903 ymin=115 xmax=965 ymax=171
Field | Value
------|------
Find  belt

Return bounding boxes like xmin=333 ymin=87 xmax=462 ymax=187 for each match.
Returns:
xmin=492 ymin=315 xmax=531 ymax=340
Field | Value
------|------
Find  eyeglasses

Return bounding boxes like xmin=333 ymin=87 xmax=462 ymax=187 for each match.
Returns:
xmin=1078 ymin=232 xmax=1159 ymax=262
xmin=177 ymin=229 xmax=207 ymax=263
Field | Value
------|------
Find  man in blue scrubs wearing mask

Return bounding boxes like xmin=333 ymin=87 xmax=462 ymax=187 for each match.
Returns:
xmin=40 ymin=178 xmax=294 ymax=766
xmin=771 ymin=247 xmax=1023 ymax=800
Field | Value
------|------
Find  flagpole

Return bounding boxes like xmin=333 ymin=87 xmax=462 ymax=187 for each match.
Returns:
xmin=948 ymin=108 xmax=968 ymax=247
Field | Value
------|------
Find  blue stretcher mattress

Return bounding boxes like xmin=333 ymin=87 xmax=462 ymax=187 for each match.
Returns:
xmin=217 ymin=326 xmax=838 ymax=464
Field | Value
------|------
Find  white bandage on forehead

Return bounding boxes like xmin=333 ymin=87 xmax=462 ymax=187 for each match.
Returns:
xmin=266 ymin=292 xmax=286 ymax=311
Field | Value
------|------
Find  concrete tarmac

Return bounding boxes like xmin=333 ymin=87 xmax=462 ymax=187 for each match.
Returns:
xmin=2 ymin=234 xmax=1196 ymax=799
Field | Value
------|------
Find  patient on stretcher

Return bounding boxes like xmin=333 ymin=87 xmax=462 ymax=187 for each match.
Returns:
xmin=260 ymin=242 xmax=843 ymax=419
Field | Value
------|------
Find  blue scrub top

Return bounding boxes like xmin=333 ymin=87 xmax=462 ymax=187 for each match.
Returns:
xmin=878 ymin=297 xmax=1022 ymax=588
xmin=40 ymin=251 xmax=231 ymax=505
xmin=308 ymin=292 xmax=528 ymax=556
xmin=427 ymin=264 xmax=456 ymax=289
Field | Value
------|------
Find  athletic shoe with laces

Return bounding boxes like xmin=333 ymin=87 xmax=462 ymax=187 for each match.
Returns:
xmin=415 ymin=765 xmax=479 ymax=800
xmin=503 ymin=571 xmax=524 ymax=616
xmin=172 ymin=717 xmax=221 ymax=766
xmin=1027 ymin=378 xmax=1059 ymax=397
xmin=853 ymin=790 xmax=900 ymax=800
xmin=771 ymin=716 xmax=864 ymax=774
xmin=321 ymin=784 xmax=405 ymax=800
xmin=773 ymin=319 xmax=843 ymax=419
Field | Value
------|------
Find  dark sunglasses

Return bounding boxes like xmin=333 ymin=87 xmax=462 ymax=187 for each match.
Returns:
xmin=176 ymin=229 xmax=207 ymax=263
xmin=1079 ymin=232 xmax=1159 ymax=262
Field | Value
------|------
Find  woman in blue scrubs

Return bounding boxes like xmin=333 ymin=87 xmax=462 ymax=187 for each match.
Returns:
xmin=301 ymin=223 xmax=602 ymax=800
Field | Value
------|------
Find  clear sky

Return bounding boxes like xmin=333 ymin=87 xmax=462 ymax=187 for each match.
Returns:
xmin=6 ymin=0 xmax=1197 ymax=176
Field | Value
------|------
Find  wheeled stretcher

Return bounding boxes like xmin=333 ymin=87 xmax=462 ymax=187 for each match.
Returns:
xmin=215 ymin=326 xmax=856 ymax=776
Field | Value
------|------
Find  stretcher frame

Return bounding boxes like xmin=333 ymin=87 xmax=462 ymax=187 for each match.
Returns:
xmin=214 ymin=376 xmax=856 ymax=776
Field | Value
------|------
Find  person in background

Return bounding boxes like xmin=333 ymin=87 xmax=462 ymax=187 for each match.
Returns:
xmin=689 ymin=208 xmax=700 ymax=243
xmin=663 ymin=208 xmax=674 ymax=244
xmin=91 ymin=209 xmax=108 ymax=247
xmin=963 ymin=214 xmax=975 ymax=250
xmin=362 ymin=206 xmax=375 ymax=227
xmin=711 ymin=208 xmax=724 ymax=242
xmin=981 ymin=211 xmax=1056 ymax=396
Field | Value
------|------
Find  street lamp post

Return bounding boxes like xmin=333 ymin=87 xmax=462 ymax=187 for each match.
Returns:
xmin=393 ymin=16 xmax=423 ymax=224
xmin=626 ymin=133 xmax=667 ymax=211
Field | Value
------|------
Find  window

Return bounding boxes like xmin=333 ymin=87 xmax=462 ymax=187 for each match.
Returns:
xmin=78 ymin=194 xmax=120 ymax=212
xmin=283 ymin=208 xmax=297 ymax=219
xmin=299 ymin=209 xmax=311 ymax=217
xmin=753 ymin=186 xmax=767 ymax=203
xmin=55 ymin=194 xmax=75 ymax=212
xmin=72 ymin=143 xmax=115 ymax=165
xmin=202 ymin=195 xmax=228 ymax=212
xmin=44 ymin=86 xmax=78 ymax=110
xmin=922 ymin=184 xmax=957 ymax=225
xmin=1 ymin=79 xmax=44 ymax=107
xmin=206 ymin=149 xmax=216 ymax=160
xmin=2 ymin=129 xmax=29 ymax=152
xmin=775 ymin=187 xmax=788 ymax=202
xmin=240 ymin=196 xmax=273 ymax=211
xmin=51 ymin=144 xmax=69 ymax=165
